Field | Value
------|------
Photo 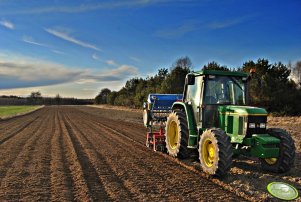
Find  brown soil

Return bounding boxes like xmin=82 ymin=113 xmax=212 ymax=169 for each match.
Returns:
xmin=80 ymin=105 xmax=301 ymax=201
xmin=0 ymin=106 xmax=245 ymax=201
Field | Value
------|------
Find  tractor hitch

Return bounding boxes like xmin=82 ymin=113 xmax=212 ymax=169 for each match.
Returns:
xmin=146 ymin=126 xmax=166 ymax=152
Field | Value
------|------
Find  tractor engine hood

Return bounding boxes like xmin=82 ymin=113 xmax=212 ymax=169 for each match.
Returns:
xmin=218 ymin=105 xmax=268 ymax=116
xmin=218 ymin=105 xmax=268 ymax=143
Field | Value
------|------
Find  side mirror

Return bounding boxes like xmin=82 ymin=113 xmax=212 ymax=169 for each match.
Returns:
xmin=186 ymin=74 xmax=195 ymax=85
xmin=143 ymin=102 xmax=147 ymax=109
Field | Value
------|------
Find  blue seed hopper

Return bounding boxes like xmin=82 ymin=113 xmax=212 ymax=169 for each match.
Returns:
xmin=143 ymin=93 xmax=183 ymax=151
xmin=147 ymin=94 xmax=183 ymax=111
xmin=143 ymin=94 xmax=183 ymax=127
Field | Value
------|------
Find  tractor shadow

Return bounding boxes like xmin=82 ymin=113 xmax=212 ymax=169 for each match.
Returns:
xmin=232 ymin=152 xmax=301 ymax=179
xmin=221 ymin=152 xmax=301 ymax=199
xmin=163 ymin=148 xmax=300 ymax=200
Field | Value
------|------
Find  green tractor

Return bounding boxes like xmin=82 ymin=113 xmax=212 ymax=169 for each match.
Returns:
xmin=144 ymin=70 xmax=295 ymax=177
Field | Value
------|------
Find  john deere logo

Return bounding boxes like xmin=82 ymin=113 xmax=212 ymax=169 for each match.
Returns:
xmin=267 ymin=182 xmax=299 ymax=200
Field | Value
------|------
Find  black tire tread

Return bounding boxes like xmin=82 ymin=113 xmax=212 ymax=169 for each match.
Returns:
xmin=165 ymin=110 xmax=189 ymax=159
xmin=199 ymin=128 xmax=233 ymax=177
xmin=175 ymin=110 xmax=189 ymax=159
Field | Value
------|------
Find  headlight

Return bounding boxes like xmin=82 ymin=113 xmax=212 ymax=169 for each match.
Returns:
xmin=260 ymin=123 xmax=266 ymax=128
xmin=249 ymin=123 xmax=256 ymax=128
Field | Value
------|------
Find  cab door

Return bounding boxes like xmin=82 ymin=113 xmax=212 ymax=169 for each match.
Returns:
xmin=201 ymin=75 xmax=221 ymax=128
xmin=185 ymin=76 xmax=203 ymax=127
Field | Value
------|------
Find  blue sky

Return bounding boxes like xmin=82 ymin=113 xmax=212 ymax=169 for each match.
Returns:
xmin=0 ymin=0 xmax=300 ymax=98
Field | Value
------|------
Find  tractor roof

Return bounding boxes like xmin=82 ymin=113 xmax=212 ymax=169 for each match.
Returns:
xmin=193 ymin=69 xmax=248 ymax=77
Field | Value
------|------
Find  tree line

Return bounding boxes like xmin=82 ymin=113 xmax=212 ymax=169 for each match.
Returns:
xmin=0 ymin=92 xmax=93 ymax=106
xmin=95 ymin=57 xmax=301 ymax=115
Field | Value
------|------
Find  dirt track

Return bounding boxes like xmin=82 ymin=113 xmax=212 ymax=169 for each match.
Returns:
xmin=0 ymin=106 xmax=244 ymax=201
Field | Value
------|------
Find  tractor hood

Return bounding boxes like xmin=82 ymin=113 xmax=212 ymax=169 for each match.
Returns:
xmin=218 ymin=105 xmax=268 ymax=116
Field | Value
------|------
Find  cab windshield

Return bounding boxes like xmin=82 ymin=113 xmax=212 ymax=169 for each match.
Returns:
xmin=204 ymin=75 xmax=246 ymax=105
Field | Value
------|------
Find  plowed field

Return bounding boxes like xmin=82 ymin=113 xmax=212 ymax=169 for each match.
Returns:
xmin=0 ymin=106 xmax=245 ymax=201
xmin=87 ymin=105 xmax=301 ymax=201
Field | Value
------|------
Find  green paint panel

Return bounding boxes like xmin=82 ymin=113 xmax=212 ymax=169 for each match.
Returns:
xmin=253 ymin=134 xmax=280 ymax=144
xmin=219 ymin=105 xmax=268 ymax=116
xmin=218 ymin=105 xmax=268 ymax=143
xmin=243 ymin=134 xmax=280 ymax=158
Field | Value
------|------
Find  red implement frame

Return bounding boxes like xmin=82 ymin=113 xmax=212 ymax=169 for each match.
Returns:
xmin=146 ymin=127 xmax=165 ymax=152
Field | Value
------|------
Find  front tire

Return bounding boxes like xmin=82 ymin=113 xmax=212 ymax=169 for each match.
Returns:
xmin=199 ymin=128 xmax=233 ymax=177
xmin=165 ymin=110 xmax=189 ymax=159
xmin=260 ymin=128 xmax=295 ymax=173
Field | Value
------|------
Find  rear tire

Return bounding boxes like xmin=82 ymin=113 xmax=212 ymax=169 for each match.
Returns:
xmin=260 ymin=128 xmax=295 ymax=173
xmin=165 ymin=110 xmax=189 ymax=159
xmin=199 ymin=128 xmax=232 ymax=177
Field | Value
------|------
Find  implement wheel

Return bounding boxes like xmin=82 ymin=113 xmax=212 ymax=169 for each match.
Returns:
xmin=199 ymin=128 xmax=232 ymax=177
xmin=260 ymin=128 xmax=295 ymax=173
xmin=165 ymin=110 xmax=189 ymax=159
xmin=143 ymin=109 xmax=151 ymax=127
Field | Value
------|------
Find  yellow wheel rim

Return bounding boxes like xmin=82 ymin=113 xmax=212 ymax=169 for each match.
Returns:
xmin=167 ymin=121 xmax=179 ymax=150
xmin=202 ymin=139 xmax=215 ymax=167
xmin=264 ymin=158 xmax=278 ymax=165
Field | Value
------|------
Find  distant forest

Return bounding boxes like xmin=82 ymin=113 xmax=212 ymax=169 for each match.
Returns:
xmin=0 ymin=93 xmax=93 ymax=106
xmin=95 ymin=57 xmax=301 ymax=116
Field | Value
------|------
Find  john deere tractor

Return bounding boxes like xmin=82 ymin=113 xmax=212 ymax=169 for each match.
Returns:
xmin=143 ymin=70 xmax=295 ymax=177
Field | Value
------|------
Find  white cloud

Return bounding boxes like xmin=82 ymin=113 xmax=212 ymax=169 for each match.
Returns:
xmin=92 ymin=53 xmax=102 ymax=61
xmin=0 ymin=87 xmax=41 ymax=97
xmin=130 ymin=56 xmax=141 ymax=62
xmin=22 ymin=35 xmax=50 ymax=47
xmin=22 ymin=36 xmax=67 ymax=55
xmin=0 ymin=54 xmax=138 ymax=89
xmin=106 ymin=60 xmax=118 ymax=66
xmin=0 ymin=58 xmax=81 ymax=84
xmin=207 ymin=18 xmax=246 ymax=30
xmin=155 ymin=20 xmax=200 ymax=39
xmin=207 ymin=15 xmax=256 ymax=30
xmin=3 ymin=0 xmax=196 ymax=14
xmin=45 ymin=28 xmax=101 ymax=51
xmin=75 ymin=65 xmax=138 ymax=84
xmin=0 ymin=81 xmax=124 ymax=99
xmin=155 ymin=16 xmax=254 ymax=39
xmin=0 ymin=19 xmax=14 ymax=29
xmin=51 ymin=50 xmax=66 ymax=55
xmin=112 ymin=65 xmax=138 ymax=75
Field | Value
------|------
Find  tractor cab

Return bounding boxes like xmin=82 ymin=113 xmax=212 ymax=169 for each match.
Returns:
xmin=184 ymin=70 xmax=249 ymax=129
